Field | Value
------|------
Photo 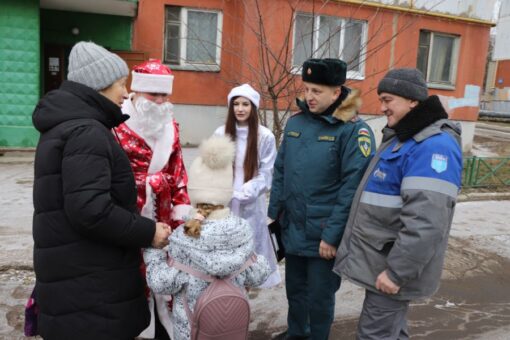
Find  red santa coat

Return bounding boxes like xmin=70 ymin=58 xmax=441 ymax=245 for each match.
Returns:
xmin=114 ymin=121 xmax=190 ymax=229
xmin=114 ymin=96 xmax=190 ymax=338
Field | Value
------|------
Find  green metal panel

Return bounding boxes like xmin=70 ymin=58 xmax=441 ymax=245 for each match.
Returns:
xmin=0 ymin=2 xmax=135 ymax=148
xmin=41 ymin=9 xmax=133 ymax=51
xmin=0 ymin=0 xmax=40 ymax=147
xmin=462 ymin=156 xmax=510 ymax=187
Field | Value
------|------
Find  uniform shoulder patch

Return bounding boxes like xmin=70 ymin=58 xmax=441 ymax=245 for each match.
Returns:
xmin=358 ymin=127 xmax=370 ymax=136
xmin=431 ymin=153 xmax=448 ymax=173
xmin=358 ymin=135 xmax=371 ymax=157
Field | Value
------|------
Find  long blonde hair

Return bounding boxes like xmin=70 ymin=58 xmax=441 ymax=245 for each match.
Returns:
xmin=184 ymin=203 xmax=225 ymax=238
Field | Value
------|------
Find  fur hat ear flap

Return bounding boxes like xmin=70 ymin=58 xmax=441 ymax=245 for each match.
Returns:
xmin=188 ymin=136 xmax=235 ymax=207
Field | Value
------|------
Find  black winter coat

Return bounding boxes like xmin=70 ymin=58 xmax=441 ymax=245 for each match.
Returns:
xmin=32 ymin=81 xmax=155 ymax=340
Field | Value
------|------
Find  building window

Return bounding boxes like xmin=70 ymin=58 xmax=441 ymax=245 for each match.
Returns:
xmin=417 ymin=30 xmax=460 ymax=88
xmin=292 ymin=13 xmax=367 ymax=79
xmin=164 ymin=6 xmax=223 ymax=70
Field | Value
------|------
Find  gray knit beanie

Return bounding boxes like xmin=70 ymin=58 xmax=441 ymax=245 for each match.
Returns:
xmin=377 ymin=68 xmax=428 ymax=101
xmin=67 ymin=41 xmax=129 ymax=91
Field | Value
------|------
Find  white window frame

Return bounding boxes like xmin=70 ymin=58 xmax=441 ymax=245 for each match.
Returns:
xmin=164 ymin=6 xmax=223 ymax=72
xmin=291 ymin=12 xmax=367 ymax=80
xmin=419 ymin=31 xmax=460 ymax=90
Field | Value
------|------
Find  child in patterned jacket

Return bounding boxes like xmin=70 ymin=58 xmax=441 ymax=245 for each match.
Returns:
xmin=143 ymin=135 xmax=271 ymax=340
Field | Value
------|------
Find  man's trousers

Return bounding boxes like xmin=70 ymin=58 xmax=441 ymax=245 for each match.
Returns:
xmin=357 ymin=290 xmax=410 ymax=340
xmin=285 ymin=254 xmax=341 ymax=340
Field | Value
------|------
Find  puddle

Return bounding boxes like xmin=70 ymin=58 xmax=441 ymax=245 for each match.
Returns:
xmin=470 ymin=135 xmax=510 ymax=156
xmin=249 ymin=237 xmax=510 ymax=340
xmin=15 ymin=178 xmax=33 ymax=186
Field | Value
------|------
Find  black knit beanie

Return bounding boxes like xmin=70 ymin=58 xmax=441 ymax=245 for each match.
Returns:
xmin=377 ymin=68 xmax=428 ymax=101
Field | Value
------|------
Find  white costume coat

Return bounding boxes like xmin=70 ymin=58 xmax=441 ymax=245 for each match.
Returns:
xmin=214 ymin=124 xmax=281 ymax=287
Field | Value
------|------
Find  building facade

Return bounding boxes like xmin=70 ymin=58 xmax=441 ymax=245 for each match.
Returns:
xmin=484 ymin=0 xmax=510 ymax=113
xmin=0 ymin=0 xmax=496 ymax=149
xmin=0 ymin=0 xmax=138 ymax=148
xmin=133 ymin=0 xmax=495 ymax=149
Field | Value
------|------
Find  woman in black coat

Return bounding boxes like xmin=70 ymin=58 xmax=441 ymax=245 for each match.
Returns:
xmin=32 ymin=41 xmax=170 ymax=340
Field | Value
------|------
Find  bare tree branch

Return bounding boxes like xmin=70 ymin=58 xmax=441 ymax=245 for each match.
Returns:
xmin=161 ymin=0 xmax=450 ymax=144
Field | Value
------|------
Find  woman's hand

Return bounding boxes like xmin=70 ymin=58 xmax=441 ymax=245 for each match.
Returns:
xmin=151 ymin=222 xmax=171 ymax=248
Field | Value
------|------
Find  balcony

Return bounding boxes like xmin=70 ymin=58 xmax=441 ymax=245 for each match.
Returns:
xmin=40 ymin=0 xmax=137 ymax=17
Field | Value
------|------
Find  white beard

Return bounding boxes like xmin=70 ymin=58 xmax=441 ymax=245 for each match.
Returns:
xmin=133 ymin=96 xmax=174 ymax=140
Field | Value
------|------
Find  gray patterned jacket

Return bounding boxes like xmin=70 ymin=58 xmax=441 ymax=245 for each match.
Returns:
xmin=143 ymin=208 xmax=271 ymax=340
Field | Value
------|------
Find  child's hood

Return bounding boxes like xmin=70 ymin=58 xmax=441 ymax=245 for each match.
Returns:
xmin=168 ymin=214 xmax=254 ymax=277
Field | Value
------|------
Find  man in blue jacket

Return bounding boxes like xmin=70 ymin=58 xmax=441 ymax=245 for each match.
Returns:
xmin=268 ymin=58 xmax=375 ymax=340
xmin=333 ymin=68 xmax=463 ymax=339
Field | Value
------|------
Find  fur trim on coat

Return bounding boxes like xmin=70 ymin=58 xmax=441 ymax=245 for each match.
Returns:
xmin=332 ymin=88 xmax=362 ymax=122
xmin=298 ymin=88 xmax=362 ymax=122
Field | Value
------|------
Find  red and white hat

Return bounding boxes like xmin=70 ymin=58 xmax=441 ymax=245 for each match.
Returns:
xmin=131 ymin=59 xmax=174 ymax=94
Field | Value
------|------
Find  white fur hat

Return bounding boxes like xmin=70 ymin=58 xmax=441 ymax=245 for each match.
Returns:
xmin=227 ymin=83 xmax=260 ymax=109
xmin=188 ymin=136 xmax=235 ymax=206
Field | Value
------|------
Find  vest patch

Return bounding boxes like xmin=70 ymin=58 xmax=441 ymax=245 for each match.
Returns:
xmin=287 ymin=131 xmax=301 ymax=138
xmin=373 ymin=168 xmax=386 ymax=181
xmin=318 ymin=135 xmax=336 ymax=142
